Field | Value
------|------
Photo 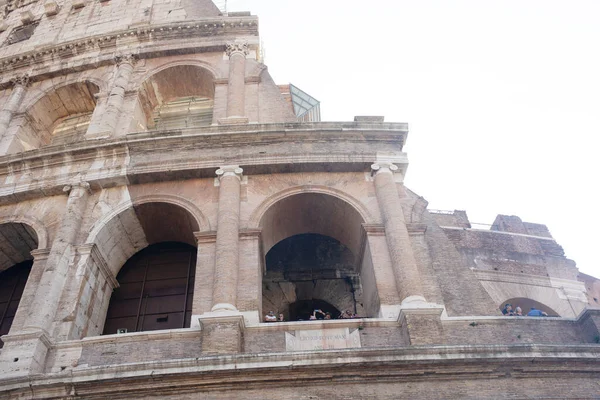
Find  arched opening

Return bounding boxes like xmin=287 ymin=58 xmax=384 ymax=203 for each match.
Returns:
xmin=0 ymin=222 xmax=39 ymax=347
xmin=134 ymin=65 xmax=215 ymax=131
xmin=500 ymin=298 xmax=559 ymax=317
xmin=260 ymin=193 xmax=375 ymax=321
xmin=103 ymin=242 xmax=196 ymax=335
xmin=17 ymin=82 xmax=99 ymax=150
xmin=95 ymin=201 xmax=201 ymax=336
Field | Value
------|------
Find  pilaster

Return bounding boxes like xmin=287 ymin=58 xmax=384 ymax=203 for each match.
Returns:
xmin=211 ymin=166 xmax=243 ymax=312
xmin=371 ymin=161 xmax=426 ymax=305
xmin=219 ymin=42 xmax=249 ymax=125
xmin=0 ymin=74 xmax=29 ymax=154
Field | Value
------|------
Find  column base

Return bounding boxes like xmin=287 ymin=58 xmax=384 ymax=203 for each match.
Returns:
xmin=398 ymin=303 xmax=446 ymax=345
xmin=218 ymin=116 xmax=249 ymax=125
xmin=0 ymin=331 xmax=52 ymax=377
xmin=211 ymin=302 xmax=238 ymax=312
xmin=198 ymin=312 xmax=245 ymax=355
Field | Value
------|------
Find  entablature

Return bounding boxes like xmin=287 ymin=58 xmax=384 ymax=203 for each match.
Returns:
xmin=0 ymin=16 xmax=259 ymax=89
xmin=0 ymin=122 xmax=409 ymax=205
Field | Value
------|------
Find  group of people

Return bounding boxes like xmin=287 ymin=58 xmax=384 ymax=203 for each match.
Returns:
xmin=263 ymin=309 xmax=358 ymax=322
xmin=502 ymin=303 xmax=548 ymax=317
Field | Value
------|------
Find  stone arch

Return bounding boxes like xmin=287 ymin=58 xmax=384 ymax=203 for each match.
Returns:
xmin=87 ymin=200 xmax=202 ymax=276
xmin=133 ymin=63 xmax=217 ymax=131
xmin=0 ymin=220 xmax=41 ymax=272
xmin=0 ymin=215 xmax=48 ymax=250
xmin=19 ymin=76 xmax=107 ymax=113
xmin=16 ymin=80 xmax=100 ymax=150
xmin=258 ymin=189 xmax=378 ymax=320
xmin=248 ymin=185 xmax=373 ymax=234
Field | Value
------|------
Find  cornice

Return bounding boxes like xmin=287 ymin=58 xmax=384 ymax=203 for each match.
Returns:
xmin=0 ymin=16 xmax=259 ymax=87
xmin=0 ymin=122 xmax=408 ymax=205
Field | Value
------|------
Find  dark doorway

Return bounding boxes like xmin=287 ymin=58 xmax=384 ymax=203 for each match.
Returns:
xmin=0 ymin=260 xmax=32 ymax=348
xmin=289 ymin=299 xmax=340 ymax=321
xmin=103 ymin=242 xmax=196 ymax=335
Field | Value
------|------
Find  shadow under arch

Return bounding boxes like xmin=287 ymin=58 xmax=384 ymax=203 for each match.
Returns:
xmin=87 ymin=200 xmax=203 ymax=276
xmin=14 ymin=80 xmax=100 ymax=151
xmin=0 ymin=215 xmax=48 ymax=251
xmin=133 ymin=63 xmax=216 ymax=131
xmin=248 ymin=185 xmax=374 ymax=234
xmin=0 ymin=220 xmax=42 ymax=346
xmin=258 ymin=190 xmax=380 ymax=320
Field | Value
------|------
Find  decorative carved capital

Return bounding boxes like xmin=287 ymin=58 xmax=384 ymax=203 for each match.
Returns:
xmin=216 ymin=165 xmax=243 ymax=181
xmin=63 ymin=181 xmax=91 ymax=195
xmin=114 ymin=53 xmax=138 ymax=67
xmin=10 ymin=74 xmax=30 ymax=87
xmin=225 ymin=41 xmax=249 ymax=58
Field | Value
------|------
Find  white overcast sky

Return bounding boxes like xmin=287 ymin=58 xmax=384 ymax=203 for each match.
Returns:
xmin=227 ymin=0 xmax=600 ymax=278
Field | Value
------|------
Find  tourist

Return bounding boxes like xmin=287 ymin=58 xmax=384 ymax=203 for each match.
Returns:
xmin=502 ymin=304 xmax=513 ymax=316
xmin=264 ymin=311 xmax=277 ymax=322
xmin=324 ymin=312 xmax=332 ymax=320
xmin=340 ymin=310 xmax=353 ymax=319
xmin=527 ymin=307 xmax=548 ymax=317
xmin=514 ymin=306 xmax=523 ymax=316
xmin=278 ymin=313 xmax=285 ymax=322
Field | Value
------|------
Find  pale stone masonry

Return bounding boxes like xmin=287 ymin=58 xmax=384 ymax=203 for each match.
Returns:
xmin=0 ymin=0 xmax=599 ymax=399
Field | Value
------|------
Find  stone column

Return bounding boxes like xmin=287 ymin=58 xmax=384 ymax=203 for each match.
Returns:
xmin=371 ymin=162 xmax=425 ymax=304
xmin=23 ymin=182 xmax=91 ymax=334
xmin=0 ymin=75 xmax=29 ymax=139
xmin=86 ymin=55 xmax=136 ymax=138
xmin=219 ymin=42 xmax=249 ymax=124
xmin=211 ymin=166 xmax=243 ymax=312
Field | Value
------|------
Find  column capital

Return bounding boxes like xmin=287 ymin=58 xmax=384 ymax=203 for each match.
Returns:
xmin=63 ymin=181 xmax=91 ymax=195
xmin=371 ymin=162 xmax=399 ymax=175
xmin=10 ymin=74 xmax=30 ymax=88
xmin=114 ymin=53 xmax=138 ymax=67
xmin=225 ymin=41 xmax=249 ymax=58
xmin=216 ymin=165 xmax=243 ymax=181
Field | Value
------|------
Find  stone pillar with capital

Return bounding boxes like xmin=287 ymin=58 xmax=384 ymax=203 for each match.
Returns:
xmin=211 ymin=165 xmax=243 ymax=312
xmin=0 ymin=75 xmax=29 ymax=152
xmin=22 ymin=182 xmax=91 ymax=334
xmin=86 ymin=55 xmax=136 ymax=139
xmin=219 ymin=42 xmax=249 ymax=124
xmin=0 ymin=182 xmax=91 ymax=375
xmin=371 ymin=161 xmax=425 ymax=304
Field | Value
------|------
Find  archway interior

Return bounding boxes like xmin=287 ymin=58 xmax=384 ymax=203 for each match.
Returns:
xmin=136 ymin=65 xmax=215 ymax=131
xmin=500 ymin=297 xmax=560 ymax=317
xmin=93 ymin=201 xmax=200 ymax=277
xmin=289 ymin=299 xmax=340 ymax=321
xmin=0 ymin=222 xmax=38 ymax=348
xmin=260 ymin=193 xmax=369 ymax=321
xmin=103 ymin=242 xmax=196 ymax=335
xmin=20 ymin=82 xmax=98 ymax=150
xmin=0 ymin=260 xmax=33 ymax=348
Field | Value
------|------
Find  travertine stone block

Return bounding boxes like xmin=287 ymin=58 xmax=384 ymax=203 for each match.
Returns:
xmin=199 ymin=314 xmax=245 ymax=354
xmin=20 ymin=11 xmax=35 ymax=24
xmin=44 ymin=1 xmax=59 ymax=16
xmin=72 ymin=0 xmax=86 ymax=9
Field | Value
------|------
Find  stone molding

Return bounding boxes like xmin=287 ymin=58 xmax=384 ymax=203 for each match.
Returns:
xmin=0 ymin=329 xmax=52 ymax=347
xmin=362 ymin=223 xmax=386 ymax=236
xmin=0 ymin=17 xmax=259 ymax=86
xmin=193 ymin=231 xmax=217 ymax=244
xmin=239 ymin=228 xmax=261 ymax=240
xmin=0 ymin=343 xmax=598 ymax=398
xmin=407 ymin=223 xmax=427 ymax=235
xmin=62 ymin=181 xmax=91 ymax=195
xmin=30 ymin=248 xmax=50 ymax=260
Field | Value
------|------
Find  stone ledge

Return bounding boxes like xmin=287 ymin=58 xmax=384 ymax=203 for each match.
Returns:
xmin=1 ymin=344 xmax=599 ymax=397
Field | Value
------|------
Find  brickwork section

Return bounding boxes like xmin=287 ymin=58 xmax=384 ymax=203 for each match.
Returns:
xmin=79 ymin=335 xmax=202 ymax=367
